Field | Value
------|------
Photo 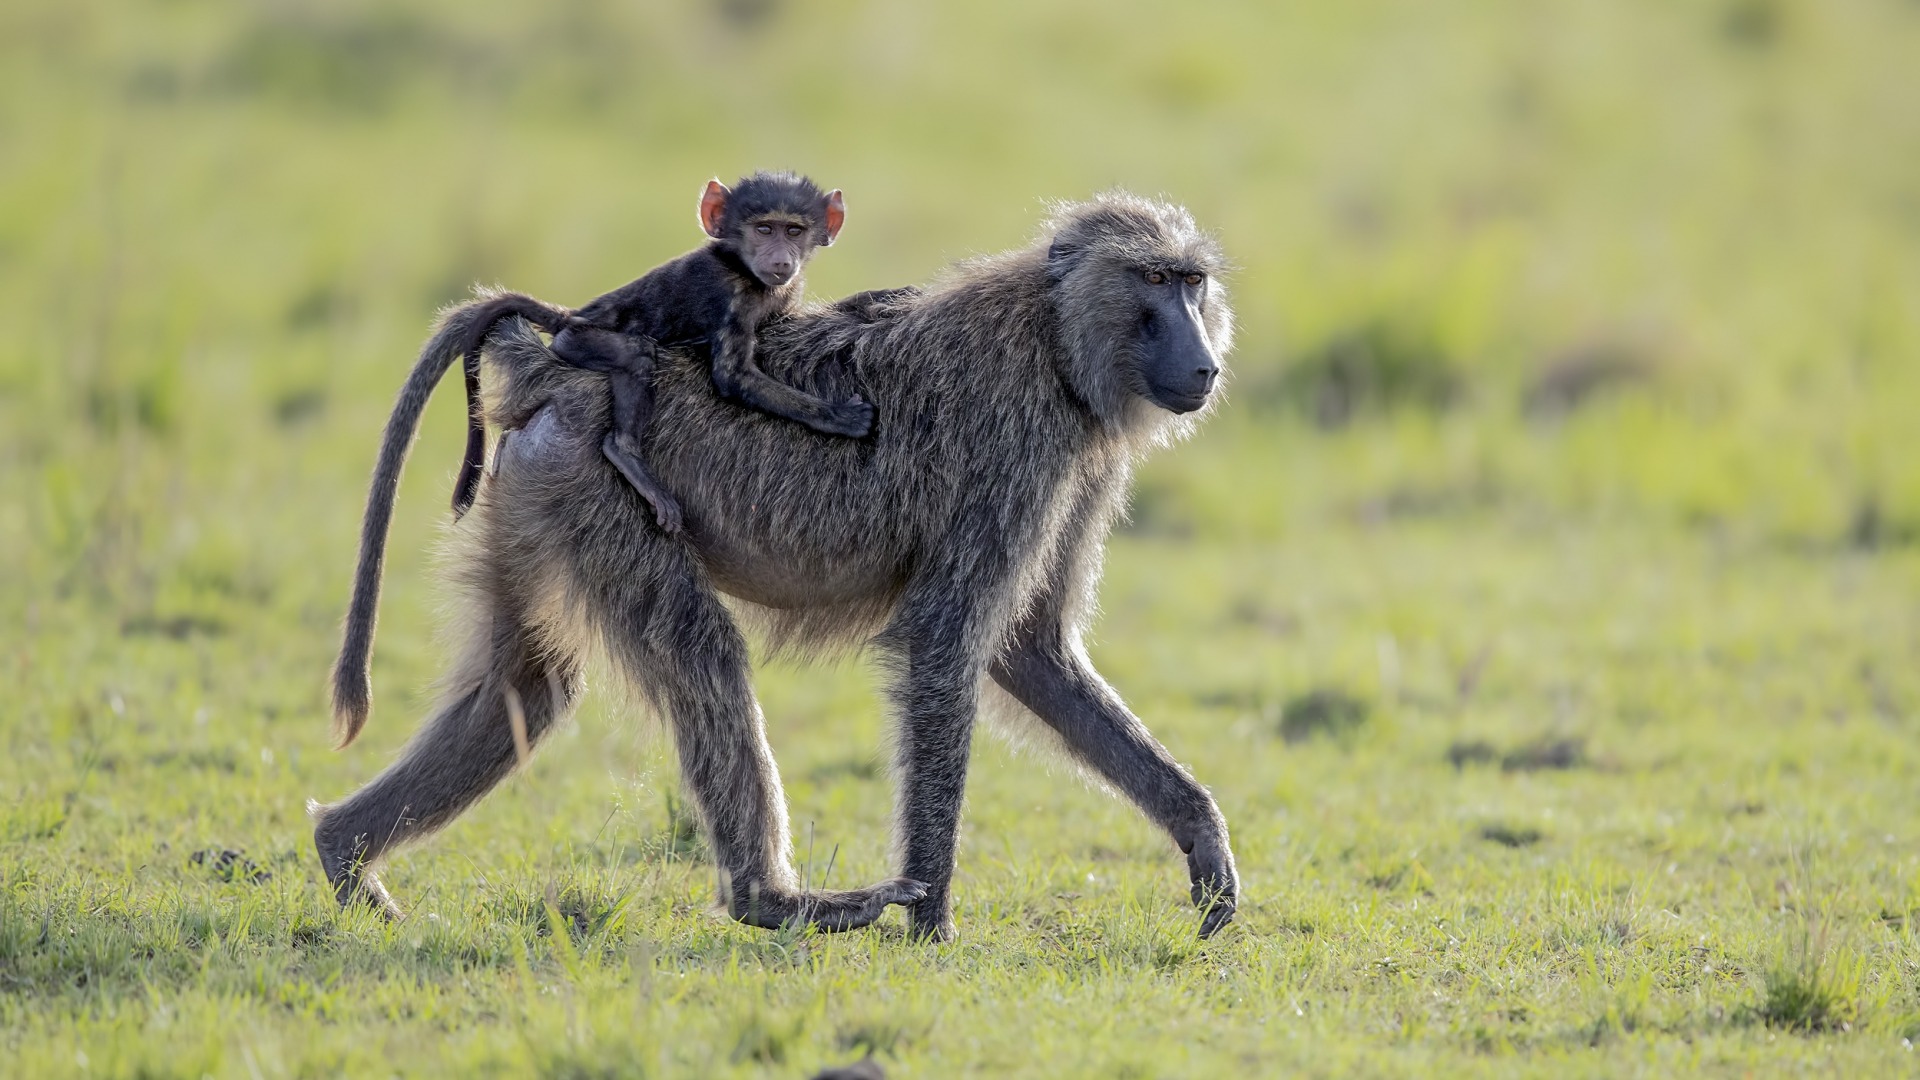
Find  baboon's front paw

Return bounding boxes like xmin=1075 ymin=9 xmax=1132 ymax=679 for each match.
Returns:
xmin=905 ymin=894 xmax=955 ymax=943
xmin=1186 ymin=839 xmax=1239 ymax=939
xmin=821 ymin=397 xmax=874 ymax=438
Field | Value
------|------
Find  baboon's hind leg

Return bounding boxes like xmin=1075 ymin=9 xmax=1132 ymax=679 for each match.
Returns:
xmin=598 ymin=564 xmax=924 ymax=930
xmin=312 ymin=613 xmax=581 ymax=919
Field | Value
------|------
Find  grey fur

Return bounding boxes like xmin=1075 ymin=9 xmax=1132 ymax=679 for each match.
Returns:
xmin=316 ymin=192 xmax=1239 ymax=939
xmin=447 ymin=171 xmax=866 ymax=528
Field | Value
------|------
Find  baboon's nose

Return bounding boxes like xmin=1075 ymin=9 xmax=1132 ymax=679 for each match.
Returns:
xmin=1196 ymin=365 xmax=1219 ymax=390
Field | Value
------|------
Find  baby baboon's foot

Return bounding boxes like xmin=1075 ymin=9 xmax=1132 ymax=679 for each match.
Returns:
xmin=645 ymin=492 xmax=684 ymax=534
xmin=815 ymin=396 xmax=874 ymax=439
xmin=600 ymin=433 xmax=683 ymax=533
xmin=728 ymin=877 xmax=927 ymax=932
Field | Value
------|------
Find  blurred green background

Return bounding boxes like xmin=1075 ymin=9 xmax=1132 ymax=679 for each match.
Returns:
xmin=4 ymin=1 xmax=1920 ymax=1075
xmin=5 ymin=0 xmax=1918 ymax=557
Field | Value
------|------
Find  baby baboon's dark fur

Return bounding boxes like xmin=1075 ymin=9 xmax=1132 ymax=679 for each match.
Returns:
xmin=445 ymin=171 xmax=866 ymax=528
xmin=316 ymin=193 xmax=1240 ymax=939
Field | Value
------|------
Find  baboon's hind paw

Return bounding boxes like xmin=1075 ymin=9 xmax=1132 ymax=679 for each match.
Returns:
xmin=796 ymin=876 xmax=928 ymax=932
xmin=731 ymin=877 xmax=927 ymax=932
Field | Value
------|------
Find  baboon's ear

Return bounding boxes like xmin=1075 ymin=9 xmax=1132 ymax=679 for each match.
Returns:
xmin=699 ymin=180 xmax=730 ymax=238
xmin=822 ymin=190 xmax=845 ymax=246
xmin=1046 ymin=237 xmax=1084 ymax=281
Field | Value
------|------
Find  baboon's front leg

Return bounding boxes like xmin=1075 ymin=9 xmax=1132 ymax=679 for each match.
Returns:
xmin=601 ymin=566 xmax=922 ymax=931
xmin=882 ymin=607 xmax=991 ymax=942
xmin=990 ymin=628 xmax=1239 ymax=938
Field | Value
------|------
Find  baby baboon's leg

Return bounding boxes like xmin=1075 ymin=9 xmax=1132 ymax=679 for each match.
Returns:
xmin=312 ymin=611 xmax=581 ymax=919
xmin=601 ymin=367 xmax=682 ymax=534
xmin=550 ymin=326 xmax=683 ymax=532
xmin=597 ymin=565 xmax=923 ymax=930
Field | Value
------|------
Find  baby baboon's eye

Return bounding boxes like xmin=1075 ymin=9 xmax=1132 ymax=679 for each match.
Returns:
xmin=786 ymin=224 xmax=804 ymax=238
xmin=755 ymin=224 xmax=774 ymax=235
xmin=1184 ymin=273 xmax=1205 ymax=287
xmin=1144 ymin=270 xmax=1167 ymax=285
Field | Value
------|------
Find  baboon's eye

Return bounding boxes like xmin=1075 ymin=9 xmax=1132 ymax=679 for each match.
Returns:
xmin=786 ymin=224 xmax=804 ymax=238
xmin=755 ymin=224 xmax=774 ymax=235
xmin=1184 ymin=273 xmax=1205 ymax=287
xmin=1144 ymin=270 xmax=1167 ymax=285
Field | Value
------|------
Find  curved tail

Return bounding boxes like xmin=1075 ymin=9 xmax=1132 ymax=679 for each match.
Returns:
xmin=329 ymin=293 xmax=570 ymax=747
xmin=451 ymin=293 xmax=577 ymax=518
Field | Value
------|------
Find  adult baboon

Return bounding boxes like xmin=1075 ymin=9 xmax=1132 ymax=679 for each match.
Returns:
xmin=314 ymin=192 xmax=1239 ymax=940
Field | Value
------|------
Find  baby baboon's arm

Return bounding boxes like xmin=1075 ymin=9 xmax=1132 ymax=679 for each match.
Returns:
xmin=707 ymin=312 xmax=874 ymax=438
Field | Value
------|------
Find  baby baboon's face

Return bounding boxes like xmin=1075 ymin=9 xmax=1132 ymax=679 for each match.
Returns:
xmin=737 ymin=215 xmax=817 ymax=288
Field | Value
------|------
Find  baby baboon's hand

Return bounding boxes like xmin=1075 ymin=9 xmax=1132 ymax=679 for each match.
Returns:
xmin=820 ymin=396 xmax=875 ymax=438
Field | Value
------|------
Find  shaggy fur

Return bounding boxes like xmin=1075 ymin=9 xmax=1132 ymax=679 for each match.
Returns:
xmin=316 ymin=192 xmax=1240 ymax=939
xmin=443 ymin=170 xmax=867 ymax=523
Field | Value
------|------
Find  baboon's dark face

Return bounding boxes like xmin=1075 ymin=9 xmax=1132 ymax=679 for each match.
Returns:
xmin=1127 ymin=266 xmax=1221 ymax=414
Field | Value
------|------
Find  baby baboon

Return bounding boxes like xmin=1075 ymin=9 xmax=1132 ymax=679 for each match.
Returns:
xmin=446 ymin=171 xmax=870 ymax=527
xmin=318 ymin=193 xmax=1238 ymax=940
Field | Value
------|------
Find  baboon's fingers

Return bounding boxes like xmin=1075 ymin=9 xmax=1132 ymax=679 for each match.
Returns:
xmin=1197 ymin=899 xmax=1236 ymax=939
xmin=905 ymin=897 xmax=956 ymax=943
xmin=1186 ymin=839 xmax=1239 ymax=939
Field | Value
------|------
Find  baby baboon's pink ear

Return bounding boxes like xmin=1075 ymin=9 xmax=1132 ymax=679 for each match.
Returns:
xmin=698 ymin=179 xmax=730 ymax=238
xmin=823 ymin=189 xmax=845 ymax=246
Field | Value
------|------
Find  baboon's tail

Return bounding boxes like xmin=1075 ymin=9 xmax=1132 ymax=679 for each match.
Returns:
xmin=330 ymin=293 xmax=566 ymax=747
xmin=450 ymin=293 xmax=575 ymax=518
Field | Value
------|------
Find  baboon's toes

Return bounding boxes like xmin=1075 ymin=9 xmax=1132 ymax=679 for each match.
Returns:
xmin=337 ymin=871 xmax=405 ymax=922
xmin=1185 ymin=839 xmax=1239 ymax=935
xmin=1197 ymin=900 xmax=1236 ymax=939
xmin=905 ymin=906 xmax=956 ymax=943
xmin=797 ymin=878 xmax=929 ymax=932
xmin=358 ymin=875 xmax=406 ymax=922
xmin=878 ymin=877 xmax=930 ymax=906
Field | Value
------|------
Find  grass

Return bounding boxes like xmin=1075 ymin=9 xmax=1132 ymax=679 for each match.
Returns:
xmin=4 ymin=0 xmax=1920 ymax=1075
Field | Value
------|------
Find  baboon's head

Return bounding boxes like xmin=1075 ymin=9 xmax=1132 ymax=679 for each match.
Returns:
xmin=700 ymin=170 xmax=845 ymax=289
xmin=1044 ymin=193 xmax=1234 ymax=426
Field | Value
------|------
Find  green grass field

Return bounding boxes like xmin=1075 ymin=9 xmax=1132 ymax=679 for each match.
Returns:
xmin=5 ymin=0 xmax=1920 ymax=1075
